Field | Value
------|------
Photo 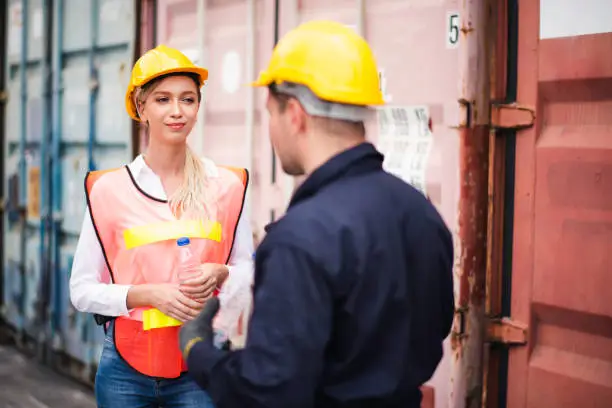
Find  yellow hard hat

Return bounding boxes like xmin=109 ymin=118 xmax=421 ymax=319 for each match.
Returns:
xmin=125 ymin=44 xmax=209 ymax=121
xmin=252 ymin=20 xmax=384 ymax=106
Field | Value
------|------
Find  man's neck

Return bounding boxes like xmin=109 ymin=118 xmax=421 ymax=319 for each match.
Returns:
xmin=144 ymin=141 xmax=186 ymax=177
xmin=301 ymin=136 xmax=364 ymax=175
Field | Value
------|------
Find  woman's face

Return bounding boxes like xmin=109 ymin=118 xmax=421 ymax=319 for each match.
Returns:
xmin=138 ymin=75 xmax=200 ymax=145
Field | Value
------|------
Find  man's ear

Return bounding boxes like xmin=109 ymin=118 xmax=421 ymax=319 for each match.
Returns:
xmin=286 ymin=98 xmax=308 ymax=133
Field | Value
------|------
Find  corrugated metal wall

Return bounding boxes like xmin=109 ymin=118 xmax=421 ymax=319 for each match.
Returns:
xmin=2 ymin=0 xmax=135 ymax=380
xmin=4 ymin=0 xmax=50 ymax=342
xmin=503 ymin=0 xmax=612 ymax=406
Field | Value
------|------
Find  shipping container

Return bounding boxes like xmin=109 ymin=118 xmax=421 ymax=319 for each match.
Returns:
xmin=2 ymin=0 xmax=611 ymax=406
xmin=145 ymin=0 xmax=612 ymax=407
xmin=2 ymin=0 xmax=136 ymax=381
xmin=147 ymin=0 xmax=472 ymax=406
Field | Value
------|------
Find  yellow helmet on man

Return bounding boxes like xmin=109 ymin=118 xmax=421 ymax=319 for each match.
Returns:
xmin=125 ymin=44 xmax=209 ymax=121
xmin=252 ymin=20 xmax=384 ymax=108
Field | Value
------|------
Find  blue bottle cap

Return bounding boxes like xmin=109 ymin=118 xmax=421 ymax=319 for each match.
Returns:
xmin=177 ymin=237 xmax=190 ymax=246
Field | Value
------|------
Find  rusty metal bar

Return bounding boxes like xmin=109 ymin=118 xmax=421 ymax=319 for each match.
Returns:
xmin=485 ymin=318 xmax=528 ymax=345
xmin=452 ymin=0 xmax=492 ymax=406
xmin=490 ymin=103 xmax=535 ymax=130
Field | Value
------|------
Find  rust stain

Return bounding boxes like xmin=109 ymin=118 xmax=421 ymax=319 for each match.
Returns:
xmin=461 ymin=22 xmax=475 ymax=35
xmin=458 ymin=125 xmax=489 ymax=308
xmin=450 ymin=330 xmax=466 ymax=356
xmin=451 ymin=228 xmax=464 ymax=355
xmin=451 ymin=125 xmax=490 ymax=361
xmin=452 ymin=0 xmax=491 ymax=406
xmin=420 ymin=385 xmax=435 ymax=408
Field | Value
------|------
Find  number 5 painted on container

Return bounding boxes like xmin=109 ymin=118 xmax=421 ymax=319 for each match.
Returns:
xmin=447 ymin=12 xmax=460 ymax=49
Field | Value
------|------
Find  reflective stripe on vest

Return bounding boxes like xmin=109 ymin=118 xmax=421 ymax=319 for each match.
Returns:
xmin=85 ymin=164 xmax=248 ymax=378
xmin=123 ymin=219 xmax=222 ymax=249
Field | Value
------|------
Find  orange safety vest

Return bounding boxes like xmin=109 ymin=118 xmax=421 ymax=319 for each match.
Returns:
xmin=85 ymin=163 xmax=248 ymax=378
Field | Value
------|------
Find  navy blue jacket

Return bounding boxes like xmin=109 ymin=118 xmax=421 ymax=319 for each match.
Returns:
xmin=188 ymin=142 xmax=455 ymax=408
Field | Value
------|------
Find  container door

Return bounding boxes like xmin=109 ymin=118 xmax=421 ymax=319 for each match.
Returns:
xmin=507 ymin=1 xmax=612 ymax=406
xmin=2 ymin=0 xmax=135 ymax=378
xmin=3 ymin=0 xmax=48 ymax=337
xmin=58 ymin=0 xmax=135 ymax=372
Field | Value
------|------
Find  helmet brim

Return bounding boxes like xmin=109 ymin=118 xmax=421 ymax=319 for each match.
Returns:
xmin=126 ymin=66 xmax=209 ymax=121
xmin=135 ymin=66 xmax=209 ymax=88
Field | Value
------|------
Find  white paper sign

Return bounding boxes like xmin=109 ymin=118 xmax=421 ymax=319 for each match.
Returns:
xmin=376 ymin=106 xmax=433 ymax=194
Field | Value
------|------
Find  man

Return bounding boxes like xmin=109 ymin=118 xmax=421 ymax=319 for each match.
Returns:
xmin=179 ymin=20 xmax=455 ymax=408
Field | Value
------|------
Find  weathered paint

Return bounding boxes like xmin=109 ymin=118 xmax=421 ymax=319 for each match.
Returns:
xmin=2 ymin=0 xmax=135 ymax=381
xmin=452 ymin=0 xmax=491 ymax=406
xmin=505 ymin=0 xmax=612 ymax=406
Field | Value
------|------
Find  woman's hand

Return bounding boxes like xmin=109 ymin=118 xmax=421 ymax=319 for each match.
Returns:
xmin=179 ymin=263 xmax=229 ymax=301
xmin=147 ymin=283 xmax=204 ymax=322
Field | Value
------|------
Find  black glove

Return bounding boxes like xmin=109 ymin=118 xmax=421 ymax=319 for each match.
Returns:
xmin=179 ymin=297 xmax=220 ymax=360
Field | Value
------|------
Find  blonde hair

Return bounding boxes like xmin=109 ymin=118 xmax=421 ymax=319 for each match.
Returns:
xmin=135 ymin=73 xmax=215 ymax=221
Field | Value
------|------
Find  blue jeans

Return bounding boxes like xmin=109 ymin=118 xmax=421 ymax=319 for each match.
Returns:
xmin=95 ymin=323 xmax=214 ymax=408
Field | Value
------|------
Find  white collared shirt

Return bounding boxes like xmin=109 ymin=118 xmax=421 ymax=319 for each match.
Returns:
xmin=69 ymin=155 xmax=254 ymax=326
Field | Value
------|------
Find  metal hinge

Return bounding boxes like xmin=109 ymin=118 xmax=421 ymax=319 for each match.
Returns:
xmin=455 ymin=98 xmax=474 ymax=128
xmin=485 ymin=317 xmax=528 ymax=345
xmin=0 ymin=90 xmax=8 ymax=104
xmin=490 ymin=102 xmax=535 ymax=130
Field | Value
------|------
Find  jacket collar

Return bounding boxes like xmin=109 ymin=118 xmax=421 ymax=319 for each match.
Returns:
xmin=289 ymin=142 xmax=384 ymax=208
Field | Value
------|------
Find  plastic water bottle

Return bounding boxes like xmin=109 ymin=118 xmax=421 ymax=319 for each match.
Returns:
xmin=177 ymin=237 xmax=227 ymax=349
xmin=177 ymin=237 xmax=200 ymax=283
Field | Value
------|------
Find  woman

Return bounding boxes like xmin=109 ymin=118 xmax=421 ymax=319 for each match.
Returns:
xmin=69 ymin=45 xmax=254 ymax=407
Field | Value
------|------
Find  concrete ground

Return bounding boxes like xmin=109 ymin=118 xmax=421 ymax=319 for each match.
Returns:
xmin=0 ymin=345 xmax=95 ymax=408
